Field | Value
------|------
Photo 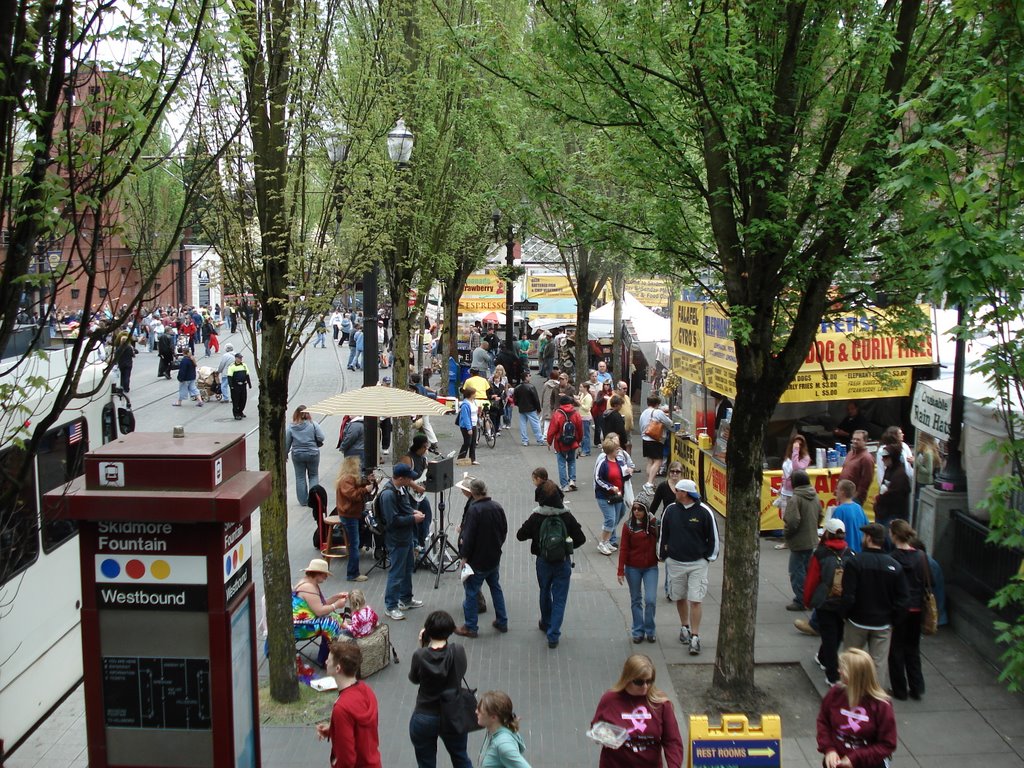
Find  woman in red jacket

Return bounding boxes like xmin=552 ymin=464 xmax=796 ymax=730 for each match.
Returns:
xmin=617 ymin=499 xmax=660 ymax=643
xmin=817 ymin=648 xmax=897 ymax=768
xmin=590 ymin=654 xmax=683 ymax=768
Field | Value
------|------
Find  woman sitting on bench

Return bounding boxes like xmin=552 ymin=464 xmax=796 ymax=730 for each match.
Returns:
xmin=294 ymin=558 xmax=348 ymax=666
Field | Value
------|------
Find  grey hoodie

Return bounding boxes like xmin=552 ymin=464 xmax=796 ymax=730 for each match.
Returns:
xmin=285 ymin=419 xmax=324 ymax=455
xmin=784 ymin=483 xmax=821 ymax=551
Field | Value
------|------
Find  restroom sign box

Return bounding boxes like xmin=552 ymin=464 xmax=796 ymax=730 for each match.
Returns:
xmin=45 ymin=433 xmax=270 ymax=768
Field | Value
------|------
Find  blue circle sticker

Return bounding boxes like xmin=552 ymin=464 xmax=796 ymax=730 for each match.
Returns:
xmin=100 ymin=558 xmax=121 ymax=579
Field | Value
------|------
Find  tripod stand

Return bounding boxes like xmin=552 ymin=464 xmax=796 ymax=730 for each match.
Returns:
xmin=415 ymin=491 xmax=460 ymax=589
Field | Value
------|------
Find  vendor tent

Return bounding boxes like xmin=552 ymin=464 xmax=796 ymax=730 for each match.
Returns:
xmin=529 ymin=291 xmax=671 ymax=344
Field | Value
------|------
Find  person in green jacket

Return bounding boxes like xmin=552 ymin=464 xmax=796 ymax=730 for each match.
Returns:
xmin=476 ymin=690 xmax=532 ymax=768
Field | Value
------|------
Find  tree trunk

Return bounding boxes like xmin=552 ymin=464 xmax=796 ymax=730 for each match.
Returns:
xmin=612 ymin=268 xmax=624 ymax=383
xmin=392 ymin=269 xmax=414 ymax=457
xmin=257 ymin=316 xmax=299 ymax=703
xmin=711 ymin=386 xmax=767 ymax=706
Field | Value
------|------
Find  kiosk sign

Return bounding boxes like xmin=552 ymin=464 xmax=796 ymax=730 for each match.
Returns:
xmin=692 ymin=739 xmax=780 ymax=767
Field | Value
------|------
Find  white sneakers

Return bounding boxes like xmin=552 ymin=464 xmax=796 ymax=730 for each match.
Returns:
xmin=386 ymin=608 xmax=406 ymax=621
xmin=398 ymin=599 xmax=424 ymax=610
xmin=597 ymin=541 xmax=617 ymax=556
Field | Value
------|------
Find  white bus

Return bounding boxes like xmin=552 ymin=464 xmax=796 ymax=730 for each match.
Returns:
xmin=0 ymin=353 xmax=131 ymax=758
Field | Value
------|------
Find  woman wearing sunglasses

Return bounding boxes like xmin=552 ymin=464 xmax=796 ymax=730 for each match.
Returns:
xmin=590 ymin=654 xmax=683 ymax=767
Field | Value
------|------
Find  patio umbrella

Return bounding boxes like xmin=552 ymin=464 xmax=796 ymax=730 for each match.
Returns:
xmin=307 ymin=386 xmax=450 ymax=417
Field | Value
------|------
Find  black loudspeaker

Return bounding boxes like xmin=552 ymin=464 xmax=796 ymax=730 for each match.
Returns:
xmin=425 ymin=456 xmax=454 ymax=493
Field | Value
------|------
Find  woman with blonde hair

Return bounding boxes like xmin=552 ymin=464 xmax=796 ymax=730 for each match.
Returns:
xmin=476 ymin=690 xmax=532 ymax=767
xmin=817 ymin=648 xmax=897 ymax=768
xmin=335 ymin=456 xmax=375 ymax=582
xmin=590 ymin=654 xmax=683 ymax=767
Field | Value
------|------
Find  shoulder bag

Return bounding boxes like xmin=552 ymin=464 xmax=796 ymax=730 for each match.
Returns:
xmin=439 ymin=674 xmax=483 ymax=735
xmin=920 ymin=551 xmax=938 ymax=636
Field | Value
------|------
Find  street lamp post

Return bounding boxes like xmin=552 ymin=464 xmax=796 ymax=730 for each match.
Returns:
xmin=492 ymin=211 xmax=515 ymax=349
xmin=361 ymin=118 xmax=415 ymax=468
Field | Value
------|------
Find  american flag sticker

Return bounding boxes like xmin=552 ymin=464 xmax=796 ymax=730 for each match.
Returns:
xmin=68 ymin=421 xmax=83 ymax=444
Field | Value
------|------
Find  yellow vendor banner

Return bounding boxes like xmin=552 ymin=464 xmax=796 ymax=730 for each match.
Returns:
xmin=803 ymin=308 xmax=933 ymax=370
xmin=760 ymin=468 xmax=877 ymax=531
xmin=626 ymin=278 xmax=672 ymax=307
xmin=462 ymin=270 xmax=504 ymax=297
xmin=526 ymin=273 xmax=576 ymax=299
xmin=777 ymin=368 xmax=912 ymax=404
xmin=672 ymin=301 xmax=704 ymax=357
xmin=458 ymin=297 xmax=507 ymax=312
xmin=672 ymin=350 xmax=703 ymax=385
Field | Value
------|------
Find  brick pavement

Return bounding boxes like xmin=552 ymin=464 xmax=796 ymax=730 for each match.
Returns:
xmin=6 ymin=339 xmax=1022 ymax=767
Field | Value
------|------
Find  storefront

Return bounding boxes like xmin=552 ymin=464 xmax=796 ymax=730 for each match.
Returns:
xmin=668 ymin=301 xmax=936 ymax=530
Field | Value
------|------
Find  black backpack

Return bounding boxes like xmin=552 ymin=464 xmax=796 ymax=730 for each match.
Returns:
xmin=538 ymin=514 xmax=572 ymax=562
xmin=557 ymin=412 xmax=576 ymax=448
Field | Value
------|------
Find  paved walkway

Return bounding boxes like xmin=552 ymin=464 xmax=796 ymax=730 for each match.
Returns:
xmin=5 ymin=337 xmax=1022 ymax=767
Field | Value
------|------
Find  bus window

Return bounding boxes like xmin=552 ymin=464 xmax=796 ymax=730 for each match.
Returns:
xmin=38 ymin=419 xmax=86 ymax=552
xmin=0 ymin=447 xmax=39 ymax=585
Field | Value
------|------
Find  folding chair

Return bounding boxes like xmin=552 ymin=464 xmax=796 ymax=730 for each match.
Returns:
xmin=260 ymin=594 xmax=324 ymax=665
xmin=309 ymin=484 xmax=347 ymax=568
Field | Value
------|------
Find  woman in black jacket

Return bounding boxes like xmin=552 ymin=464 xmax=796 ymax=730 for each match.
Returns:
xmin=409 ymin=610 xmax=472 ymax=768
xmin=887 ymin=519 xmax=929 ymax=700
xmin=873 ymin=446 xmax=911 ymax=526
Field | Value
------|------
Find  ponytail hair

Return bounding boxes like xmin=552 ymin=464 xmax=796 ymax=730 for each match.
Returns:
xmin=477 ymin=690 xmax=520 ymax=733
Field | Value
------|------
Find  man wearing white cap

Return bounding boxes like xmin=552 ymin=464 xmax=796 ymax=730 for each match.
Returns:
xmin=802 ymin=518 xmax=855 ymax=686
xmin=659 ymin=478 xmax=720 ymax=655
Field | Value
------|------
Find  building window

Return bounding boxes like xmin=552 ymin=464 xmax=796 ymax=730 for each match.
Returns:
xmin=87 ymin=120 xmax=102 ymax=134
xmin=98 ymin=288 xmax=108 ymax=298
xmin=88 ymin=85 xmax=101 ymax=96
xmin=70 ymin=289 xmax=80 ymax=299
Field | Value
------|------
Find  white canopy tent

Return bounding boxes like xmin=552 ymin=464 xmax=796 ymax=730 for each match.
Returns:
xmin=529 ymin=291 xmax=671 ymax=343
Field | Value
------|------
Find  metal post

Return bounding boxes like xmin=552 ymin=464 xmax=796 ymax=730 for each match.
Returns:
xmin=505 ymin=227 xmax=515 ymax=349
xmin=935 ymin=303 xmax=967 ymax=491
xmin=363 ymin=265 xmax=379 ymax=469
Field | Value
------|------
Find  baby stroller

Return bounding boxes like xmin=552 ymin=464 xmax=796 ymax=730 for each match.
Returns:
xmin=196 ymin=366 xmax=222 ymax=402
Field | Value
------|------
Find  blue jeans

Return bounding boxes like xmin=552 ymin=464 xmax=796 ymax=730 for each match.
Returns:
xmin=291 ymin=451 xmax=320 ymax=506
xmin=789 ymin=548 xmax=812 ymax=604
xmin=519 ymin=411 xmax=543 ymax=444
xmin=625 ymin=565 xmax=658 ymax=639
xmin=462 ymin=566 xmax=508 ymax=632
xmin=409 ymin=711 xmax=471 ymax=768
xmin=597 ymin=497 xmax=626 ymax=545
xmin=385 ymin=539 xmax=414 ymax=610
xmin=220 ymin=375 xmax=231 ymax=402
xmin=556 ymin=449 xmax=577 ymax=487
xmin=177 ymin=380 xmax=199 ymax=401
xmin=340 ymin=516 xmax=361 ymax=580
xmin=536 ymin=558 xmax=572 ymax=643
xmin=580 ymin=420 xmax=592 ymax=456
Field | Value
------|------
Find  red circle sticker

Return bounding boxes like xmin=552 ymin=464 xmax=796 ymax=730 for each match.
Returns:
xmin=125 ymin=559 xmax=146 ymax=579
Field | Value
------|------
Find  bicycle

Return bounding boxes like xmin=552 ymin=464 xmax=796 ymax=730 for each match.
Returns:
xmin=480 ymin=402 xmax=497 ymax=449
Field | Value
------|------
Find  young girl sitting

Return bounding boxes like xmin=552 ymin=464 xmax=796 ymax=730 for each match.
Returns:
xmin=342 ymin=589 xmax=379 ymax=639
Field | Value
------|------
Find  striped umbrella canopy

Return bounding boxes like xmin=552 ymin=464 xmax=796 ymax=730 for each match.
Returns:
xmin=307 ymin=386 xmax=450 ymax=417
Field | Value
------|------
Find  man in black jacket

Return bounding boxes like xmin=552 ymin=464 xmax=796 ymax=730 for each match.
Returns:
xmin=455 ymin=479 xmax=508 ymax=638
xmin=602 ymin=395 xmax=630 ymax=452
xmin=514 ymin=373 xmax=545 ymax=446
xmin=841 ymin=522 xmax=909 ymax=689
xmin=660 ymin=478 xmax=720 ymax=656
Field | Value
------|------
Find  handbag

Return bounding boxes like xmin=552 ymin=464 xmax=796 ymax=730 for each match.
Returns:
xmin=920 ymin=551 xmax=938 ymax=635
xmin=642 ymin=410 xmax=665 ymax=442
xmin=439 ymin=675 xmax=483 ymax=735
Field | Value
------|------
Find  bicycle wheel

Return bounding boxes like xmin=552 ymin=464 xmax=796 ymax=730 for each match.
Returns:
xmin=484 ymin=418 xmax=496 ymax=449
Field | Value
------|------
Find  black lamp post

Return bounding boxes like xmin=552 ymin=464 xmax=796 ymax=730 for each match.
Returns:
xmin=936 ymin=303 xmax=968 ymax=492
xmin=361 ymin=118 xmax=414 ymax=468
xmin=492 ymin=210 xmax=515 ymax=349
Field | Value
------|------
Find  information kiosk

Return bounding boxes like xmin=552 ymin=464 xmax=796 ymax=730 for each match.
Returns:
xmin=45 ymin=431 xmax=271 ymax=768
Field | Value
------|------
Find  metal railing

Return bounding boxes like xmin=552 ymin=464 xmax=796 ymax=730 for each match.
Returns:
xmin=951 ymin=509 xmax=1023 ymax=619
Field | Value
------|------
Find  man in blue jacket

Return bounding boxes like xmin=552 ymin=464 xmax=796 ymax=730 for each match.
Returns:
xmin=380 ymin=463 xmax=426 ymax=621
